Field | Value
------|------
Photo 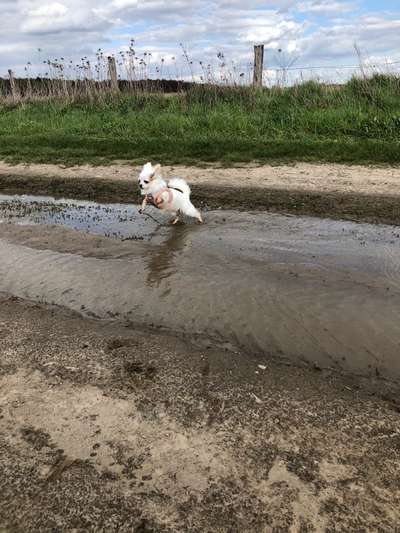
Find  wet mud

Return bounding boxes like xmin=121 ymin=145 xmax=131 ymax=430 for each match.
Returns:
xmin=0 ymin=294 xmax=400 ymax=532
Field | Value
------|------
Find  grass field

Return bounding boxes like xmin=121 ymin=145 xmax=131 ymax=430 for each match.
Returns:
xmin=1 ymin=75 xmax=400 ymax=166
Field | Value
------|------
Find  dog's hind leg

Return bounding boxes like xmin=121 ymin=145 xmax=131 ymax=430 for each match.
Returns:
xmin=182 ymin=202 xmax=203 ymax=223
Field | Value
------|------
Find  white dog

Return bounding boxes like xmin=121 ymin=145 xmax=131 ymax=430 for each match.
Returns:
xmin=138 ymin=162 xmax=203 ymax=224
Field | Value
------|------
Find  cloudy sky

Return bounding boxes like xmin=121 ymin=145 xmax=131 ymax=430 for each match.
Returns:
xmin=1 ymin=0 xmax=400 ymax=82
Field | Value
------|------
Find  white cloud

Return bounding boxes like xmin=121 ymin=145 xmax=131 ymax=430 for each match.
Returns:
xmin=298 ymin=1 xmax=355 ymax=15
xmin=0 ymin=0 xmax=398 ymax=81
xmin=18 ymin=0 xmax=111 ymax=35
xmin=27 ymin=2 xmax=68 ymax=17
xmin=240 ymin=19 xmax=304 ymax=45
xmin=297 ymin=15 xmax=400 ymax=63
xmin=112 ymin=0 xmax=138 ymax=8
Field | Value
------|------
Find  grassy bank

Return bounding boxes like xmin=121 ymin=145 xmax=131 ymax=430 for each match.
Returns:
xmin=1 ymin=75 xmax=400 ymax=165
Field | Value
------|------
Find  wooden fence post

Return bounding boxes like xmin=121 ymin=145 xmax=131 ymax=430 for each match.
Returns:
xmin=107 ymin=56 xmax=119 ymax=91
xmin=27 ymin=77 xmax=32 ymax=96
xmin=8 ymin=69 xmax=16 ymax=99
xmin=253 ymin=45 xmax=264 ymax=87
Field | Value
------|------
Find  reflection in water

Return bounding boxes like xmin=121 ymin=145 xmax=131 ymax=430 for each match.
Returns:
xmin=145 ymin=224 xmax=199 ymax=287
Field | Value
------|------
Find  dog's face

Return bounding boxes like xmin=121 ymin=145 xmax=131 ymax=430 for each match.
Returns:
xmin=138 ymin=162 xmax=161 ymax=194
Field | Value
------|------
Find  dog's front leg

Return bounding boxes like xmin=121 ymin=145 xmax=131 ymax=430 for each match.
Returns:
xmin=139 ymin=195 xmax=148 ymax=214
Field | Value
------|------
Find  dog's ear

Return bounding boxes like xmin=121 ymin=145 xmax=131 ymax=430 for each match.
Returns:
xmin=151 ymin=163 xmax=162 ymax=179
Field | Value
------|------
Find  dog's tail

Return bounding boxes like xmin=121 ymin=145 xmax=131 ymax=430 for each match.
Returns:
xmin=168 ymin=177 xmax=191 ymax=197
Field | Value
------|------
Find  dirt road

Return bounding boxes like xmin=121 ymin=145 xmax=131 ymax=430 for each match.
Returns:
xmin=1 ymin=161 xmax=400 ymax=196
xmin=1 ymin=163 xmax=400 ymax=531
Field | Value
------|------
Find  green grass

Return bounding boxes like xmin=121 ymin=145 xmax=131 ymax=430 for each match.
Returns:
xmin=1 ymin=75 xmax=400 ymax=166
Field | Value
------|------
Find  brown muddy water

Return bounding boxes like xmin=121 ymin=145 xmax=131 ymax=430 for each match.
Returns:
xmin=1 ymin=193 xmax=400 ymax=383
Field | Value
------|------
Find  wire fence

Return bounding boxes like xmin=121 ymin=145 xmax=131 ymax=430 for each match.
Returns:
xmin=223 ymin=57 xmax=400 ymax=87
xmin=265 ymin=59 xmax=400 ymax=86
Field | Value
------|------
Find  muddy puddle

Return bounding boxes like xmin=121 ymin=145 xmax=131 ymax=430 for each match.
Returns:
xmin=1 ymin=193 xmax=400 ymax=382
xmin=0 ymin=194 xmax=167 ymax=241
